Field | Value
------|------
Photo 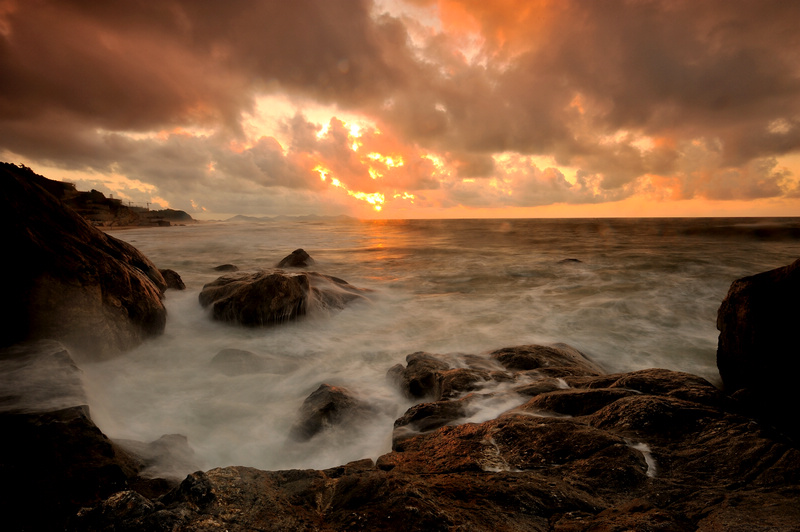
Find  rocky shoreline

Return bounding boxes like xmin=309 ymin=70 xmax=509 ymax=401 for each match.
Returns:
xmin=2 ymin=163 xmax=799 ymax=530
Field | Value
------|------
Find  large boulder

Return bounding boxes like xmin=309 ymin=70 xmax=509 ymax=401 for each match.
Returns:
xmin=288 ymin=384 xmax=374 ymax=442
xmin=198 ymin=269 xmax=367 ymax=326
xmin=717 ymin=259 xmax=800 ymax=441
xmin=0 ymin=163 xmax=167 ymax=359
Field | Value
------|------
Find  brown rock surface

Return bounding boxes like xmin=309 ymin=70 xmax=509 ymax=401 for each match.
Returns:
xmin=199 ymin=269 xmax=367 ymax=326
xmin=277 ymin=248 xmax=315 ymax=268
xmin=0 ymin=163 xmax=167 ymax=359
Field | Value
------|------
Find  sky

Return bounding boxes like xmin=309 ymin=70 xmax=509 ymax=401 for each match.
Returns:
xmin=1 ymin=0 xmax=799 ymax=219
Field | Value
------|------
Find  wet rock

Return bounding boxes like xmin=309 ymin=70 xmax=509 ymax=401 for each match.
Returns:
xmin=438 ymin=367 xmax=493 ymax=399
xmin=717 ymin=258 xmax=800 ymax=442
xmin=0 ymin=340 xmax=87 ymax=413
xmin=199 ymin=270 xmax=367 ymax=327
xmin=392 ymin=394 xmax=479 ymax=449
xmin=512 ymin=376 xmax=569 ymax=397
xmin=389 ymin=352 xmax=451 ymax=399
xmin=115 ymin=434 xmax=199 ymax=481
xmin=518 ymin=387 xmax=639 ymax=417
xmin=213 ymin=263 xmax=239 ymax=272
xmin=159 ymin=269 xmax=186 ymax=290
xmin=210 ymin=348 xmax=299 ymax=376
xmin=288 ymin=384 xmax=374 ymax=442
xmin=210 ymin=348 xmax=267 ymax=376
xmin=0 ymin=163 xmax=167 ymax=359
xmin=490 ymin=343 xmax=604 ymax=376
xmin=0 ymin=406 xmax=141 ymax=531
xmin=277 ymin=248 xmax=315 ymax=268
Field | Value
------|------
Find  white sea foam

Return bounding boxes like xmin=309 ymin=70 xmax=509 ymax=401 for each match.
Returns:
xmin=79 ymin=218 xmax=800 ymax=472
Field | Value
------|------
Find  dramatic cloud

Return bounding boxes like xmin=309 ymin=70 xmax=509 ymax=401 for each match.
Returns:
xmin=1 ymin=0 xmax=799 ymax=217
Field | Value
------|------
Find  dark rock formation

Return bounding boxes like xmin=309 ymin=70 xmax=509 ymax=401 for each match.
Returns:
xmin=288 ymin=384 xmax=374 ymax=442
xmin=0 ymin=163 xmax=167 ymax=359
xmin=717 ymin=258 xmax=800 ymax=442
xmin=199 ymin=270 xmax=367 ymax=327
xmin=277 ymin=248 xmax=315 ymax=268
xmin=213 ymin=264 xmax=239 ymax=272
xmin=0 ymin=341 xmax=177 ymax=531
xmin=3 ymin=165 xmax=194 ymax=227
xmin=388 ymin=352 xmax=451 ymax=399
xmin=159 ymin=269 xmax=186 ymax=290
xmin=0 ymin=339 xmax=87 ymax=413
xmin=77 ymin=344 xmax=800 ymax=532
xmin=210 ymin=348 xmax=299 ymax=376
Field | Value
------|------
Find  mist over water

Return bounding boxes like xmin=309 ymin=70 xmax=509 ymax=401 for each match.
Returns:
xmin=82 ymin=218 xmax=800 ymax=475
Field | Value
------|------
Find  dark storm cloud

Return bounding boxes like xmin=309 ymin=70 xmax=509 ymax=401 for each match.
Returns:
xmin=1 ymin=0 xmax=799 ymax=212
xmin=386 ymin=0 xmax=800 ymax=200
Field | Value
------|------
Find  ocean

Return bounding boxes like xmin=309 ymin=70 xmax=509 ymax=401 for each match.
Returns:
xmin=82 ymin=217 xmax=800 ymax=476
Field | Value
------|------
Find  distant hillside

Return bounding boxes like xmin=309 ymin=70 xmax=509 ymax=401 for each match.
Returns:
xmin=0 ymin=162 xmax=194 ymax=227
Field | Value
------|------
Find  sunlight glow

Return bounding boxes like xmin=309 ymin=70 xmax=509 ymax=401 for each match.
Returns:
xmin=314 ymin=164 xmax=385 ymax=211
xmin=367 ymin=152 xmax=404 ymax=168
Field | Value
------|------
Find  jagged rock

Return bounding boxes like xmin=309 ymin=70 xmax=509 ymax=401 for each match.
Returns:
xmin=198 ymin=270 xmax=367 ymax=327
xmin=210 ymin=348 xmax=299 ymax=376
xmin=277 ymin=248 xmax=315 ymax=268
xmin=288 ymin=384 xmax=373 ymax=442
xmin=0 ymin=163 xmax=167 ymax=359
xmin=159 ymin=269 xmax=186 ymax=290
xmin=717 ymin=258 xmax=800 ymax=442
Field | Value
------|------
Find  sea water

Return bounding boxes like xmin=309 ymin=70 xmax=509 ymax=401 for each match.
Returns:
xmin=82 ymin=218 xmax=800 ymax=475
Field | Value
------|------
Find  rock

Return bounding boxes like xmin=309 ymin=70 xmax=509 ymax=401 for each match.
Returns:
xmin=490 ymin=343 xmax=604 ymax=376
xmin=392 ymin=394 xmax=479 ymax=449
xmin=288 ymin=384 xmax=373 ymax=442
xmin=210 ymin=348 xmax=299 ymax=376
xmin=213 ymin=264 xmax=239 ymax=272
xmin=115 ymin=434 xmax=200 ymax=481
xmin=198 ymin=270 xmax=367 ymax=327
xmin=277 ymin=248 xmax=315 ymax=268
xmin=0 ymin=341 xmax=180 ymax=529
xmin=0 ymin=340 xmax=87 ymax=413
xmin=390 ymin=352 xmax=451 ymax=399
xmin=74 ymin=343 xmax=800 ymax=531
xmin=0 ymin=163 xmax=167 ymax=359
xmin=0 ymin=405 xmax=156 ymax=531
xmin=159 ymin=269 xmax=186 ymax=290
xmin=716 ymin=259 xmax=800 ymax=441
